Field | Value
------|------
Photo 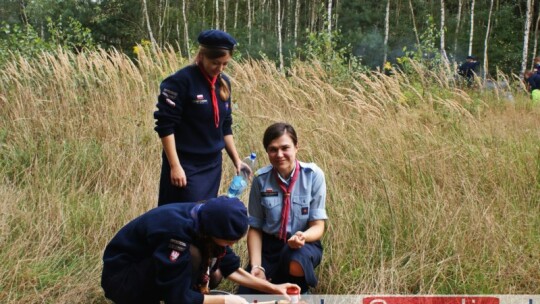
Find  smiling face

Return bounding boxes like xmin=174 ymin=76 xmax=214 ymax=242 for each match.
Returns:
xmin=197 ymin=51 xmax=232 ymax=78
xmin=266 ymin=132 xmax=298 ymax=179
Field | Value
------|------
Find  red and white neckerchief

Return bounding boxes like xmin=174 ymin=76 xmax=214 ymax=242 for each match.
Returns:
xmin=274 ymin=161 xmax=301 ymax=242
xmin=198 ymin=64 xmax=220 ymax=128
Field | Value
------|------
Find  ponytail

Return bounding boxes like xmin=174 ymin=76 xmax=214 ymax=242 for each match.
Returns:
xmin=218 ymin=76 xmax=230 ymax=100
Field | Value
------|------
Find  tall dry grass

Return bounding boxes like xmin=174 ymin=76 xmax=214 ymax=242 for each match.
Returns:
xmin=0 ymin=48 xmax=539 ymax=303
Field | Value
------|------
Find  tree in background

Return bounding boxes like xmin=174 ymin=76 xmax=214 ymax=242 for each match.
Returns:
xmin=0 ymin=0 xmax=538 ymax=75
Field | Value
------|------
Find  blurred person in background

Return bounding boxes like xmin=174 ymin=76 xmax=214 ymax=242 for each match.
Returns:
xmin=153 ymin=29 xmax=244 ymax=205
xmin=458 ymin=55 xmax=479 ymax=86
xmin=524 ymin=70 xmax=540 ymax=103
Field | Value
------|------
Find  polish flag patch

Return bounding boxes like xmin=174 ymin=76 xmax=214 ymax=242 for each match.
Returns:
xmin=169 ymin=250 xmax=180 ymax=262
xmin=196 ymin=94 xmax=204 ymax=100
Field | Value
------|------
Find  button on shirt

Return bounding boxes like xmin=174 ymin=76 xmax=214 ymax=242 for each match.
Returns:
xmin=248 ymin=161 xmax=328 ymax=235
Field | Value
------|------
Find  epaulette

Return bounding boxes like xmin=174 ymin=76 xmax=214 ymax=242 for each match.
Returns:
xmin=254 ymin=165 xmax=273 ymax=177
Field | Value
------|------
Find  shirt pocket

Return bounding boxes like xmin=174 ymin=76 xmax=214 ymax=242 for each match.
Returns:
xmin=292 ymin=196 xmax=310 ymax=222
xmin=261 ymin=197 xmax=282 ymax=228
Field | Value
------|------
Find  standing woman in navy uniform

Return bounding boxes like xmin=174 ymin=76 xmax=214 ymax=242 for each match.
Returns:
xmin=238 ymin=123 xmax=328 ymax=294
xmin=154 ymin=29 xmax=243 ymax=205
xmin=101 ymin=196 xmax=299 ymax=304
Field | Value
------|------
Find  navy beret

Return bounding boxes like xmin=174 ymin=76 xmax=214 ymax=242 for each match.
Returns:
xmin=197 ymin=29 xmax=237 ymax=50
xmin=466 ymin=55 xmax=476 ymax=60
xmin=199 ymin=196 xmax=248 ymax=240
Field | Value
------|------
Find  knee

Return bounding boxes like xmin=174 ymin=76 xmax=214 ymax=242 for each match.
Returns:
xmin=289 ymin=261 xmax=304 ymax=277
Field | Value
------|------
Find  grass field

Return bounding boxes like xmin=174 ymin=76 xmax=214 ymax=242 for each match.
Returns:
xmin=1 ymin=48 xmax=539 ymax=303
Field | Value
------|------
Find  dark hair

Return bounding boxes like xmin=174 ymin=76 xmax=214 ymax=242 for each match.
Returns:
xmin=263 ymin=122 xmax=298 ymax=151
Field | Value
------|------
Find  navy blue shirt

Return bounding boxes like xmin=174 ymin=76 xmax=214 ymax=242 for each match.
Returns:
xmin=102 ymin=203 xmax=241 ymax=304
xmin=458 ymin=61 xmax=479 ymax=78
xmin=528 ymin=73 xmax=540 ymax=91
xmin=154 ymin=65 xmax=233 ymax=155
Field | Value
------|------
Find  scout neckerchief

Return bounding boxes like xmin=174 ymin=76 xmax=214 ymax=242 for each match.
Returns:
xmin=275 ymin=160 xmax=300 ymax=241
xmin=198 ymin=64 xmax=220 ymax=128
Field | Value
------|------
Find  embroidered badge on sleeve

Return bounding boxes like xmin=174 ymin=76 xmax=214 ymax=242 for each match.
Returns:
xmin=169 ymin=239 xmax=187 ymax=251
xmin=168 ymin=239 xmax=187 ymax=262
xmin=165 ymin=98 xmax=176 ymax=107
xmin=169 ymin=250 xmax=181 ymax=262
xmin=162 ymin=88 xmax=178 ymax=99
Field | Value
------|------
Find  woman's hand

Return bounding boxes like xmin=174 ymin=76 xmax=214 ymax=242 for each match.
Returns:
xmin=287 ymin=231 xmax=305 ymax=249
xmin=170 ymin=165 xmax=187 ymax=187
xmin=235 ymin=160 xmax=254 ymax=179
xmin=250 ymin=266 xmax=267 ymax=280
xmin=271 ymin=283 xmax=301 ymax=301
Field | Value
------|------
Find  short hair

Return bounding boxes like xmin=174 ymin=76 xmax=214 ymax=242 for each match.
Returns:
xmin=262 ymin=122 xmax=298 ymax=151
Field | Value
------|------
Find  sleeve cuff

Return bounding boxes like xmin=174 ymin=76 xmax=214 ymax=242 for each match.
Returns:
xmin=248 ymin=216 xmax=263 ymax=229
xmin=309 ymin=209 xmax=328 ymax=221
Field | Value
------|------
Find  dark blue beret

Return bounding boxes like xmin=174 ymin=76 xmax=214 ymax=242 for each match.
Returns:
xmin=466 ymin=55 xmax=476 ymax=60
xmin=197 ymin=29 xmax=237 ymax=50
xmin=199 ymin=196 xmax=248 ymax=240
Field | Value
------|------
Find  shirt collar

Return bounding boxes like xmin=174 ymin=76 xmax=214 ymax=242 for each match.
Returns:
xmin=276 ymin=161 xmax=297 ymax=186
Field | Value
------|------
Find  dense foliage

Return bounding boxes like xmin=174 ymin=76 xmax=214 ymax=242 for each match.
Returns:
xmin=1 ymin=47 xmax=539 ymax=303
xmin=0 ymin=0 xmax=538 ymax=74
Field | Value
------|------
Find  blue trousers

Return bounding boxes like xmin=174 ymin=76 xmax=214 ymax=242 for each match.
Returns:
xmin=101 ymin=258 xmax=161 ymax=304
xmin=237 ymin=232 xmax=323 ymax=294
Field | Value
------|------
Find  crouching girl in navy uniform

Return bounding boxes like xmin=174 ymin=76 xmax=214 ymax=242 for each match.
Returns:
xmin=101 ymin=196 xmax=299 ymax=304
xmin=238 ymin=123 xmax=328 ymax=294
xmin=154 ymin=29 xmax=245 ymax=205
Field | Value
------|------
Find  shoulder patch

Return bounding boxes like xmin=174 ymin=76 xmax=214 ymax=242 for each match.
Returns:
xmin=168 ymin=239 xmax=187 ymax=252
xmin=162 ymin=88 xmax=178 ymax=99
xmin=169 ymin=250 xmax=181 ymax=262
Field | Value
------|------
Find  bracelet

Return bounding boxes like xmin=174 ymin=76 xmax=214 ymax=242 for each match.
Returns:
xmin=252 ymin=265 xmax=266 ymax=273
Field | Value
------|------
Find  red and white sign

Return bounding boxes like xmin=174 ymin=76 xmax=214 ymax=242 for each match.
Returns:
xmin=364 ymin=296 xmax=500 ymax=304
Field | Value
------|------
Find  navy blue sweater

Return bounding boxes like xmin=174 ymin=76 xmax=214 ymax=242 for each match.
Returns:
xmin=528 ymin=73 xmax=540 ymax=91
xmin=154 ymin=65 xmax=233 ymax=155
xmin=102 ymin=203 xmax=241 ymax=304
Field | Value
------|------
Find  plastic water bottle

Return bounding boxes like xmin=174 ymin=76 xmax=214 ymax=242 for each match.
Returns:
xmin=227 ymin=153 xmax=256 ymax=198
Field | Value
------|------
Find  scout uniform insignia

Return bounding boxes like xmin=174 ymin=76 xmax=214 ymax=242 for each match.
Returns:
xmin=168 ymin=239 xmax=187 ymax=262
xmin=261 ymin=187 xmax=278 ymax=197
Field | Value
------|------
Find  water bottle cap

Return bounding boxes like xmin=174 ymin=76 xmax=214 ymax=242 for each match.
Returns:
xmin=286 ymin=287 xmax=299 ymax=295
xmin=250 ymin=152 xmax=256 ymax=160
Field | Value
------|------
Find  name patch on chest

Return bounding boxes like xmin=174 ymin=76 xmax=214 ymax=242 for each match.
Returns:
xmin=261 ymin=188 xmax=278 ymax=197
xmin=193 ymin=94 xmax=208 ymax=104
